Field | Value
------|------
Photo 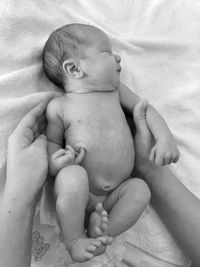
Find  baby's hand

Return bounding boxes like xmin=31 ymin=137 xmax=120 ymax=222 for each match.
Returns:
xmin=149 ymin=137 xmax=180 ymax=166
xmin=49 ymin=145 xmax=75 ymax=176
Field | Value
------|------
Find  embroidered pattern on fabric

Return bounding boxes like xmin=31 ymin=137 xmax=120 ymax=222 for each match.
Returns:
xmin=32 ymin=231 xmax=50 ymax=261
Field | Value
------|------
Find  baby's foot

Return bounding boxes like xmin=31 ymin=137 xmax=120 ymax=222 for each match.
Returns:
xmin=87 ymin=203 xmax=112 ymax=257
xmin=88 ymin=202 xmax=109 ymax=238
xmin=69 ymin=235 xmax=111 ymax=262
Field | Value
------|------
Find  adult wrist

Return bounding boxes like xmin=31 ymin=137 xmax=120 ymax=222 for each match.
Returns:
xmin=143 ymin=166 xmax=174 ymax=201
xmin=1 ymin=190 xmax=37 ymax=216
xmin=136 ymin=163 xmax=166 ymax=187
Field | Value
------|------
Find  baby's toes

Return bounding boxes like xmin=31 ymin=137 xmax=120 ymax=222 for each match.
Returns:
xmin=91 ymin=239 xmax=102 ymax=248
xmin=83 ymin=252 xmax=94 ymax=260
xmin=102 ymin=211 xmax=108 ymax=231
xmin=102 ymin=222 xmax=108 ymax=233
xmin=94 ymin=226 xmax=103 ymax=236
xmin=87 ymin=244 xmax=98 ymax=253
xmin=97 ymin=236 xmax=111 ymax=245
xmin=102 ymin=223 xmax=108 ymax=233
xmin=102 ymin=210 xmax=108 ymax=219
xmin=96 ymin=202 xmax=104 ymax=213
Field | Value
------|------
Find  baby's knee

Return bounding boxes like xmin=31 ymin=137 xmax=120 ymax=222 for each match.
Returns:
xmin=54 ymin=165 xmax=89 ymax=197
xmin=122 ymin=178 xmax=151 ymax=206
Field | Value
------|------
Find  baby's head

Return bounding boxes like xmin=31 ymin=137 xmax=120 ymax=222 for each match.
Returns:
xmin=43 ymin=23 xmax=121 ymax=92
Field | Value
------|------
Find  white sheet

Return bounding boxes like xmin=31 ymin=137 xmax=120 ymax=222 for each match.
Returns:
xmin=1 ymin=0 xmax=200 ymax=266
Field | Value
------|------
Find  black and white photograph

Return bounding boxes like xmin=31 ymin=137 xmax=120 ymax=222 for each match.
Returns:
xmin=0 ymin=1 xmax=200 ymax=267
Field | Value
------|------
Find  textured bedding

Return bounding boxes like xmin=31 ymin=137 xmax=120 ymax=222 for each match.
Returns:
xmin=0 ymin=0 xmax=200 ymax=266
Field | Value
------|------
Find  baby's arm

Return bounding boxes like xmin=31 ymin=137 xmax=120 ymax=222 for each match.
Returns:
xmin=119 ymin=83 xmax=180 ymax=165
xmin=46 ymin=99 xmax=75 ymax=176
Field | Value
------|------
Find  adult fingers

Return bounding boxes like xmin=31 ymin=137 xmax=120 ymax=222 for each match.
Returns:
xmin=32 ymin=113 xmax=47 ymax=135
xmin=32 ymin=134 xmax=48 ymax=150
xmin=11 ymin=102 xmax=47 ymax=144
xmin=12 ymin=93 xmax=59 ymax=138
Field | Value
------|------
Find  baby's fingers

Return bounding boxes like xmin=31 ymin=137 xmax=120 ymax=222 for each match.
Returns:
xmin=65 ymin=145 xmax=75 ymax=153
xmin=149 ymin=146 xmax=156 ymax=163
xmin=173 ymin=156 xmax=179 ymax=163
xmin=173 ymin=150 xmax=180 ymax=163
xmin=52 ymin=149 xmax=67 ymax=159
xmin=165 ymin=150 xmax=180 ymax=165
xmin=56 ymin=154 xmax=74 ymax=165
xmin=162 ymin=156 xmax=171 ymax=165
xmin=154 ymin=153 xmax=164 ymax=166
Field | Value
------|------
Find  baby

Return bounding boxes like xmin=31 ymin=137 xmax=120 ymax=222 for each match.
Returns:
xmin=43 ymin=23 xmax=180 ymax=262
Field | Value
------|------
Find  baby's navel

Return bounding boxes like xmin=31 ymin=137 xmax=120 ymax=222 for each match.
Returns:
xmin=102 ymin=184 xmax=112 ymax=192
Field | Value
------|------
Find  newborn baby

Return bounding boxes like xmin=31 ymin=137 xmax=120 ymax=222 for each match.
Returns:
xmin=43 ymin=23 xmax=179 ymax=262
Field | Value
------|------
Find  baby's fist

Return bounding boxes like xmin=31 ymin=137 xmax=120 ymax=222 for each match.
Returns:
xmin=149 ymin=138 xmax=180 ymax=166
xmin=49 ymin=146 xmax=75 ymax=176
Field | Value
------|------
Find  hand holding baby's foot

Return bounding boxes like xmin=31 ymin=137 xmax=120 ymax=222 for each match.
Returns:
xmin=88 ymin=202 xmax=109 ymax=238
xmin=149 ymin=139 xmax=180 ymax=166
xmin=69 ymin=235 xmax=112 ymax=262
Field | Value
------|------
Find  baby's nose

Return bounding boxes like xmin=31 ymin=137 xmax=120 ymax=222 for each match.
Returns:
xmin=115 ymin=54 xmax=121 ymax=63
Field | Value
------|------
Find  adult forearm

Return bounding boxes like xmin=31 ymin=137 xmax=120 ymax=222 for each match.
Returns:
xmin=144 ymin=166 xmax=200 ymax=265
xmin=0 ymin=196 xmax=35 ymax=267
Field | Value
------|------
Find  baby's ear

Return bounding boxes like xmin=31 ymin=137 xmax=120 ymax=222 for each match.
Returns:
xmin=62 ymin=60 xmax=83 ymax=78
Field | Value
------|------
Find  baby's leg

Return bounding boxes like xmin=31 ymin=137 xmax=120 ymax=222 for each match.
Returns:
xmin=54 ymin=165 xmax=109 ymax=262
xmin=103 ymin=178 xmax=151 ymax=237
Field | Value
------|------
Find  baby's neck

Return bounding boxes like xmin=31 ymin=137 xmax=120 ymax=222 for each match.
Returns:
xmin=65 ymin=81 xmax=117 ymax=95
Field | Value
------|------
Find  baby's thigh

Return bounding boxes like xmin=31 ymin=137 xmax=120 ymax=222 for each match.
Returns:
xmin=54 ymin=165 xmax=89 ymax=199
xmin=103 ymin=178 xmax=151 ymax=212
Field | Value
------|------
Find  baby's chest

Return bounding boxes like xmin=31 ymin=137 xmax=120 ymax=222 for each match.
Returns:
xmin=73 ymin=106 xmax=123 ymax=136
xmin=66 ymin=102 xmax=130 ymax=147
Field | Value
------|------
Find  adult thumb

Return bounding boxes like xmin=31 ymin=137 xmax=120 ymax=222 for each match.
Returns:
xmin=133 ymin=99 xmax=149 ymax=134
xmin=33 ymin=134 xmax=47 ymax=149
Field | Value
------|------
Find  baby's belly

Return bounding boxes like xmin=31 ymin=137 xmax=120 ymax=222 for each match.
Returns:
xmin=83 ymin=144 xmax=135 ymax=195
xmin=66 ymin=98 xmax=135 ymax=195
xmin=68 ymin=126 xmax=135 ymax=195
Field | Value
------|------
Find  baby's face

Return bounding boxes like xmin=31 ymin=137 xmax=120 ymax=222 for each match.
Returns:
xmin=79 ymin=28 xmax=121 ymax=90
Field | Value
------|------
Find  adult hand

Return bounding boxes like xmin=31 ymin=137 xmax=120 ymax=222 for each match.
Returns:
xmin=133 ymin=100 xmax=156 ymax=177
xmin=5 ymin=97 xmax=56 ymax=206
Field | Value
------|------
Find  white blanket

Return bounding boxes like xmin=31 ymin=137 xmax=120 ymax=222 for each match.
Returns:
xmin=1 ymin=0 xmax=200 ymax=266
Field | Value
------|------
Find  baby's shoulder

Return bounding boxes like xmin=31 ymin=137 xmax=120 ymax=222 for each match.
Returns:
xmin=47 ymin=95 xmax=69 ymax=109
xmin=46 ymin=95 xmax=68 ymax=119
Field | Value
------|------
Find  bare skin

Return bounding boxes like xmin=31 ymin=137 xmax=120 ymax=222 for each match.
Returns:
xmin=68 ymin=203 xmax=111 ymax=262
xmin=69 ymin=235 xmax=111 ymax=262
xmin=88 ymin=203 xmax=109 ymax=238
xmin=2 ymin=98 xmax=200 ymax=266
xmin=45 ymin=25 xmax=178 ymax=262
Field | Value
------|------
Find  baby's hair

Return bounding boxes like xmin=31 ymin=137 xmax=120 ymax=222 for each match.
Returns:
xmin=43 ymin=23 xmax=94 ymax=89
